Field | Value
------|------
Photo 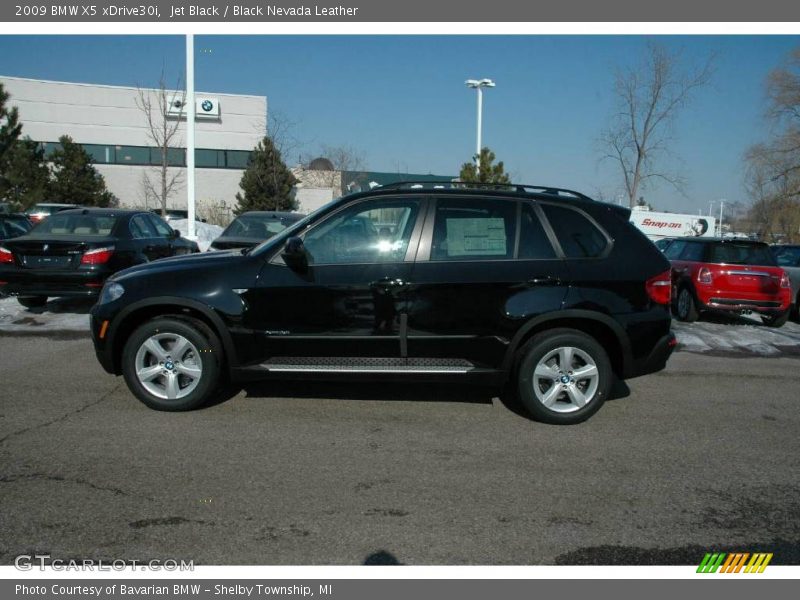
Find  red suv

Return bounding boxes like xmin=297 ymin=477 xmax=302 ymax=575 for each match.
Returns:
xmin=664 ymin=238 xmax=792 ymax=327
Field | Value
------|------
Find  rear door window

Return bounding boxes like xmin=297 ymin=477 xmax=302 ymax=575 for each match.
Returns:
xmin=540 ymin=204 xmax=608 ymax=258
xmin=431 ymin=197 xmax=517 ymax=261
xmin=130 ymin=215 xmax=157 ymax=239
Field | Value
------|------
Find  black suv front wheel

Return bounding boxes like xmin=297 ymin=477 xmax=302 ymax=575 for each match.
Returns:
xmin=517 ymin=329 xmax=612 ymax=425
xmin=122 ymin=317 xmax=222 ymax=411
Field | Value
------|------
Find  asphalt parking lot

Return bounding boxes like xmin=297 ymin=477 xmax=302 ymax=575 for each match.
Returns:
xmin=1 ymin=300 xmax=799 ymax=565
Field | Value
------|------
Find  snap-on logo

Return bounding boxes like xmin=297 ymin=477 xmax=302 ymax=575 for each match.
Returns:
xmin=641 ymin=218 xmax=681 ymax=229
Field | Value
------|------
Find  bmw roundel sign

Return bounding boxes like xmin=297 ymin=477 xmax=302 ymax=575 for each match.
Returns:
xmin=195 ymin=97 xmax=220 ymax=119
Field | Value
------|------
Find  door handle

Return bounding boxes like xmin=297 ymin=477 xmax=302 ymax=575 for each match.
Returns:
xmin=526 ymin=276 xmax=560 ymax=285
xmin=370 ymin=278 xmax=408 ymax=290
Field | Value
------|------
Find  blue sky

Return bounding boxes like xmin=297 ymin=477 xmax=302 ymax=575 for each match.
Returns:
xmin=1 ymin=34 xmax=798 ymax=213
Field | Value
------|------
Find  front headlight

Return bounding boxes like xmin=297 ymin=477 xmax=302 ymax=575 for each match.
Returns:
xmin=99 ymin=281 xmax=125 ymax=304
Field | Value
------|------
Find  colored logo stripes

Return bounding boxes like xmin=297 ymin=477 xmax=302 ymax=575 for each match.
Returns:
xmin=697 ymin=552 xmax=773 ymax=573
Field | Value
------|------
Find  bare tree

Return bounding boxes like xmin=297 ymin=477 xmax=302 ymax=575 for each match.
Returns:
xmin=600 ymin=43 xmax=714 ymax=208
xmin=135 ymin=72 xmax=185 ymax=215
xmin=742 ymin=48 xmax=800 ymax=243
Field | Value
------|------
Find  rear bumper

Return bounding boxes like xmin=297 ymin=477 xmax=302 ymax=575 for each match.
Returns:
xmin=696 ymin=289 xmax=791 ymax=313
xmin=625 ymin=331 xmax=677 ymax=379
xmin=705 ymin=298 xmax=788 ymax=312
xmin=0 ymin=270 xmax=106 ymax=297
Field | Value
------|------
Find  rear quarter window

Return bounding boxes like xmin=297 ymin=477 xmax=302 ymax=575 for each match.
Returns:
xmin=541 ymin=204 xmax=608 ymax=258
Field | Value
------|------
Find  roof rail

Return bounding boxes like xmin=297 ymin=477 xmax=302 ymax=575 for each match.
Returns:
xmin=376 ymin=180 xmax=594 ymax=201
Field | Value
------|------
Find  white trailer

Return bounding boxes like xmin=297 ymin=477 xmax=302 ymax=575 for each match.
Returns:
xmin=629 ymin=210 xmax=716 ymax=241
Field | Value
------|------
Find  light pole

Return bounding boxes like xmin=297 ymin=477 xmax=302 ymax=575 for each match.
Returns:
xmin=186 ymin=34 xmax=196 ymax=241
xmin=465 ymin=78 xmax=495 ymax=174
xmin=719 ymin=199 xmax=726 ymax=238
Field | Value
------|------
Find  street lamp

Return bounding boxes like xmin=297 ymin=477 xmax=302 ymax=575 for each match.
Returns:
xmin=186 ymin=34 xmax=196 ymax=241
xmin=465 ymin=78 xmax=495 ymax=174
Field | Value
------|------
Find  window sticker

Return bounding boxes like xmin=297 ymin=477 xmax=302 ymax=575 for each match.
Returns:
xmin=445 ymin=217 xmax=507 ymax=256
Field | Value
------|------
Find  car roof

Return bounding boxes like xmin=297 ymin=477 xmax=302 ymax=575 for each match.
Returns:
xmin=338 ymin=181 xmax=607 ymax=210
xmin=51 ymin=207 xmax=142 ymax=217
xmin=237 ymin=211 xmax=302 ymax=218
xmin=679 ymin=237 xmax=766 ymax=244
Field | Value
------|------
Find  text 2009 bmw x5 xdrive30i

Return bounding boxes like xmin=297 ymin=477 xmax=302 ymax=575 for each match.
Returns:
xmin=90 ymin=183 xmax=676 ymax=424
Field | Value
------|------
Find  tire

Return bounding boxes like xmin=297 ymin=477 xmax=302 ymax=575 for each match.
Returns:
xmin=762 ymin=310 xmax=790 ymax=328
xmin=516 ymin=329 xmax=613 ymax=425
xmin=17 ymin=296 xmax=48 ymax=309
xmin=674 ymin=287 xmax=699 ymax=322
xmin=121 ymin=317 xmax=222 ymax=411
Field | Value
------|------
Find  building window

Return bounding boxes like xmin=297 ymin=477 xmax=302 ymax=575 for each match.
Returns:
xmin=196 ymin=149 xmax=224 ymax=168
xmin=225 ymin=150 xmax=251 ymax=169
xmin=37 ymin=141 xmax=252 ymax=170
xmin=116 ymin=145 xmax=151 ymax=165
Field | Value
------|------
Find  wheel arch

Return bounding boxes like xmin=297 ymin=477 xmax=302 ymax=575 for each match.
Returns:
xmin=105 ymin=297 xmax=237 ymax=376
xmin=502 ymin=310 xmax=632 ymax=379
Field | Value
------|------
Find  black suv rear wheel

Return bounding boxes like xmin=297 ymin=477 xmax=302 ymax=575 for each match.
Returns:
xmin=121 ymin=317 xmax=222 ymax=411
xmin=516 ymin=329 xmax=612 ymax=425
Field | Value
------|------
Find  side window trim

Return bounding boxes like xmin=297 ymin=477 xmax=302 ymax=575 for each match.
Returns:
xmin=532 ymin=202 xmax=566 ymax=259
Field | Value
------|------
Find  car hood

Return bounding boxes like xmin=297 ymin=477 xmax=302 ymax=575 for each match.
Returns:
xmin=111 ymin=248 xmax=243 ymax=282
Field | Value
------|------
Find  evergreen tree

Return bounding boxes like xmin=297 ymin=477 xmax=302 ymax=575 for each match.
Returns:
xmin=458 ymin=147 xmax=511 ymax=185
xmin=3 ymin=138 xmax=49 ymax=210
xmin=0 ymin=82 xmax=24 ymax=199
xmin=47 ymin=135 xmax=115 ymax=207
xmin=234 ymin=136 xmax=298 ymax=215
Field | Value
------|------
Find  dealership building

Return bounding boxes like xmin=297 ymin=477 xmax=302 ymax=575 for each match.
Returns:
xmin=2 ymin=76 xmax=456 ymax=217
xmin=0 ymin=76 xmax=266 ymax=216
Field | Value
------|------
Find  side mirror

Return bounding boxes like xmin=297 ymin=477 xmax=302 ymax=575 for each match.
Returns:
xmin=281 ymin=236 xmax=308 ymax=272
xmin=171 ymin=229 xmax=181 ymax=239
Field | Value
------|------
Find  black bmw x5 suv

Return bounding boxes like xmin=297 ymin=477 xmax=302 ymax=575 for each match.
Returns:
xmin=90 ymin=183 xmax=676 ymax=424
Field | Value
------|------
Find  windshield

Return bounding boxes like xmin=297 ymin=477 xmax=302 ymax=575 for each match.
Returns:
xmin=223 ymin=214 xmax=301 ymax=239
xmin=708 ymin=242 xmax=776 ymax=266
xmin=32 ymin=213 xmax=117 ymax=236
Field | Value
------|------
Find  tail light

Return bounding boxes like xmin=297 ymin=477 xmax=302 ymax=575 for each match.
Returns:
xmin=29 ymin=214 xmax=44 ymax=222
xmin=646 ymin=269 xmax=672 ymax=305
xmin=81 ymin=246 xmax=114 ymax=265
xmin=0 ymin=246 xmax=14 ymax=264
xmin=780 ymin=271 xmax=791 ymax=289
xmin=697 ymin=267 xmax=713 ymax=285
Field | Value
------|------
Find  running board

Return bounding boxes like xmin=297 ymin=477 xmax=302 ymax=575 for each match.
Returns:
xmin=251 ymin=357 xmax=492 ymax=375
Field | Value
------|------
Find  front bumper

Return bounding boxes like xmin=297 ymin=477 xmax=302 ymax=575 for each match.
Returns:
xmin=90 ymin=305 xmax=117 ymax=374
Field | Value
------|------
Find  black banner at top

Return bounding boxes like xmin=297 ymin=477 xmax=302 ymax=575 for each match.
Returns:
xmin=3 ymin=0 xmax=800 ymax=22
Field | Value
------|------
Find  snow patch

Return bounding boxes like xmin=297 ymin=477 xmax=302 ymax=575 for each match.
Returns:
xmin=169 ymin=219 xmax=225 ymax=252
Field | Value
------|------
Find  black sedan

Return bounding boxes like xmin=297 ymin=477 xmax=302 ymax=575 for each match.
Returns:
xmin=0 ymin=208 xmax=199 ymax=308
xmin=0 ymin=213 xmax=33 ymax=241
xmin=209 ymin=211 xmax=304 ymax=251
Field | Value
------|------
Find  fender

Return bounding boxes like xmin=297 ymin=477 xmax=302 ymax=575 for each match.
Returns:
xmin=501 ymin=309 xmax=633 ymax=373
xmin=106 ymin=295 xmax=241 ymax=372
